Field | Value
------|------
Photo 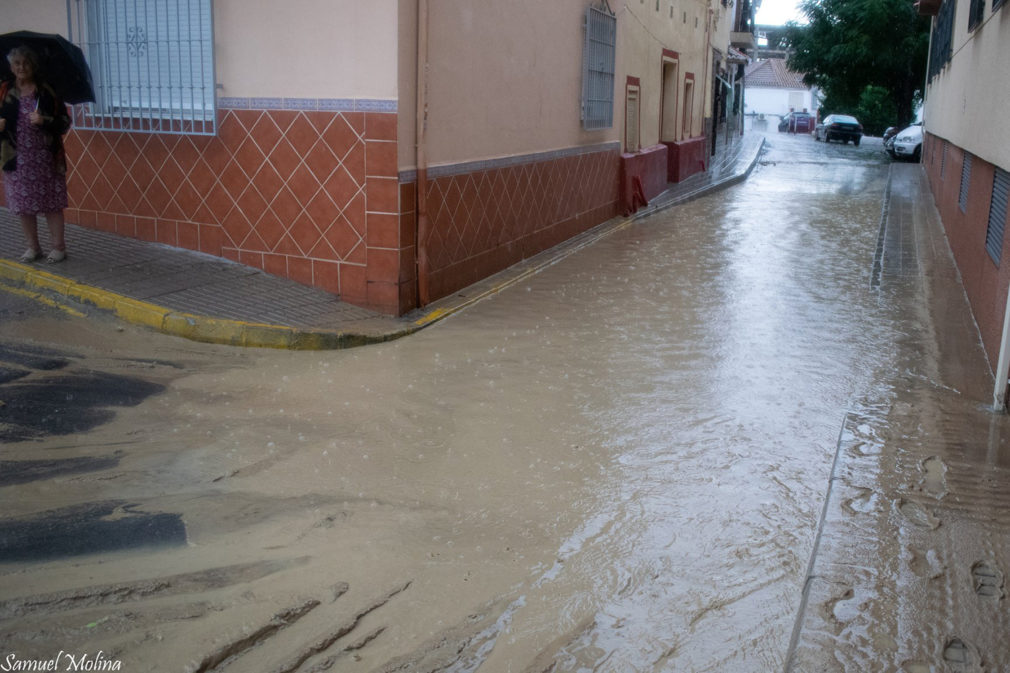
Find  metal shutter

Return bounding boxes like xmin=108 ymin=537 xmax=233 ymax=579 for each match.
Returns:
xmin=986 ymin=168 xmax=1009 ymax=265
xmin=960 ymin=153 xmax=972 ymax=213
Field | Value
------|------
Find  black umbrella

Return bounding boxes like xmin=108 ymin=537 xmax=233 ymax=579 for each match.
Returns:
xmin=0 ymin=31 xmax=95 ymax=104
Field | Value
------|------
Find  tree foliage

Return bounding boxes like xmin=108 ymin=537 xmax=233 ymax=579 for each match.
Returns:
xmin=784 ymin=0 xmax=930 ymax=130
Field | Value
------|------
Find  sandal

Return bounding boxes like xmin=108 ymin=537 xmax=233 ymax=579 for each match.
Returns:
xmin=46 ymin=249 xmax=67 ymax=264
xmin=19 ymin=248 xmax=42 ymax=263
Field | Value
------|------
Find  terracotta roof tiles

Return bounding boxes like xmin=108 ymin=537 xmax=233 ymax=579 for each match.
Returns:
xmin=745 ymin=59 xmax=808 ymax=89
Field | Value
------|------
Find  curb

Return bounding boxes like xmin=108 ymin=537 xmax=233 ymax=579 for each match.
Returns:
xmin=0 ymin=137 xmax=765 ymax=350
xmin=0 ymin=261 xmax=418 ymax=350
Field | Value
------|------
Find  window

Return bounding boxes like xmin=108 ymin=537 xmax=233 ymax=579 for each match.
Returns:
xmin=582 ymin=2 xmax=616 ymax=130
xmin=69 ymin=0 xmax=216 ymax=135
xmin=987 ymin=168 xmax=1010 ymax=265
xmin=969 ymin=0 xmax=986 ymax=29
xmin=928 ymin=0 xmax=955 ymax=82
xmin=625 ymin=79 xmax=640 ymax=152
xmin=959 ymin=153 xmax=972 ymax=212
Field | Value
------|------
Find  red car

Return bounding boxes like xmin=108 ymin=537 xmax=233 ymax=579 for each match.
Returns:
xmin=778 ymin=111 xmax=815 ymax=134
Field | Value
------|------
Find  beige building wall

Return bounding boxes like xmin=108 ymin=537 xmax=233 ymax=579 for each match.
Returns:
xmin=2 ymin=1 xmax=67 ymax=36
xmin=215 ymin=0 xmax=398 ymax=100
xmin=3 ymin=1 xmax=400 ymax=103
xmin=401 ymin=0 xmax=714 ymax=171
xmin=415 ymin=0 xmax=611 ymax=170
xmin=617 ymin=0 xmax=711 ymax=148
xmin=924 ymin=5 xmax=1010 ymax=171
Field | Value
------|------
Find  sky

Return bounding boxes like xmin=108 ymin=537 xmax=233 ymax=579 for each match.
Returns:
xmin=754 ymin=0 xmax=807 ymax=25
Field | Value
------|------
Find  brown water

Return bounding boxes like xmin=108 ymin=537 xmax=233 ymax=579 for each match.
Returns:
xmin=2 ymin=134 xmax=937 ymax=672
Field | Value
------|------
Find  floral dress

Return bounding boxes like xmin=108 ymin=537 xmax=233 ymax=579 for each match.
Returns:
xmin=2 ymin=93 xmax=68 ymax=215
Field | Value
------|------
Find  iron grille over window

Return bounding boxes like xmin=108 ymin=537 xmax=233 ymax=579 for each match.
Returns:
xmin=968 ymin=0 xmax=986 ymax=30
xmin=68 ymin=0 xmax=216 ymax=135
xmin=959 ymin=153 xmax=972 ymax=212
xmin=582 ymin=1 xmax=616 ymax=130
xmin=928 ymin=0 xmax=955 ymax=82
xmin=986 ymin=168 xmax=1009 ymax=265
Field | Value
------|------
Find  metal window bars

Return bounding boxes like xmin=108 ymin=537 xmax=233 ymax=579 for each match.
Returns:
xmin=968 ymin=0 xmax=986 ymax=30
xmin=928 ymin=0 xmax=954 ymax=82
xmin=67 ymin=0 xmax=217 ymax=135
xmin=581 ymin=1 xmax=616 ymax=130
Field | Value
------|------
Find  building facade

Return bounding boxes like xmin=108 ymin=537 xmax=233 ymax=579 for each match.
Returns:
xmin=3 ymin=0 xmax=755 ymax=316
xmin=743 ymin=58 xmax=817 ymax=123
xmin=920 ymin=0 xmax=1010 ymax=381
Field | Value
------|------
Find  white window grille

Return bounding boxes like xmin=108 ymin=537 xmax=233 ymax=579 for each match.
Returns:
xmin=68 ymin=0 xmax=216 ymax=135
xmin=581 ymin=1 xmax=616 ymax=130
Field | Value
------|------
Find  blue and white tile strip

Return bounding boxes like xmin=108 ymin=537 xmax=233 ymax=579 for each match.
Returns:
xmin=217 ymin=97 xmax=397 ymax=113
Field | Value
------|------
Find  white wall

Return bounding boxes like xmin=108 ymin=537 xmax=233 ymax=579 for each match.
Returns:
xmin=924 ymin=5 xmax=1010 ymax=170
xmin=744 ymin=87 xmax=815 ymax=119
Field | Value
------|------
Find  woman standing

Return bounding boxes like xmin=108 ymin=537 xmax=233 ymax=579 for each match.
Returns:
xmin=0 ymin=45 xmax=71 ymax=263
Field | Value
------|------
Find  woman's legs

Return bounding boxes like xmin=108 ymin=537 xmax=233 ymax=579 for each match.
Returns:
xmin=45 ymin=210 xmax=66 ymax=251
xmin=19 ymin=214 xmax=41 ymax=255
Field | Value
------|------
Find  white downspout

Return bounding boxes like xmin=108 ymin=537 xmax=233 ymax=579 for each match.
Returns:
xmin=992 ymin=288 xmax=1010 ymax=410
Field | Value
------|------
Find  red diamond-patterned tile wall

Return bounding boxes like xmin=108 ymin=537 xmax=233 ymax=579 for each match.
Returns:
xmin=42 ymin=107 xmax=410 ymax=314
xmin=416 ymin=147 xmax=621 ymax=302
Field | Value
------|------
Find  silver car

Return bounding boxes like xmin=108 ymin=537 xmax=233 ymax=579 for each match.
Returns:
xmin=890 ymin=124 xmax=923 ymax=161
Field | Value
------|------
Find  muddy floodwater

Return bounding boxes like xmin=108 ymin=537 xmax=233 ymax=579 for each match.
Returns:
xmin=2 ymin=133 xmax=980 ymax=672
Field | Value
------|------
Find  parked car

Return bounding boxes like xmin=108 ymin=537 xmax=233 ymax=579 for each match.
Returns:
xmin=778 ymin=111 xmax=815 ymax=134
xmin=815 ymin=114 xmax=863 ymax=145
xmin=890 ymin=124 xmax=923 ymax=161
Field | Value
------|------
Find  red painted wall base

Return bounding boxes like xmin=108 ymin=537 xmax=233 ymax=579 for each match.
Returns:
xmin=664 ymin=137 xmax=707 ymax=182
xmin=620 ymin=144 xmax=668 ymax=214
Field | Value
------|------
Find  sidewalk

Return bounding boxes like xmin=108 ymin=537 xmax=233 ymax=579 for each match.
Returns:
xmin=0 ymin=132 xmax=764 ymax=349
xmin=785 ymin=164 xmax=1010 ymax=672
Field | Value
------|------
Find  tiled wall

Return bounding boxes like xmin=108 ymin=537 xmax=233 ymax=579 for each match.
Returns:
xmin=58 ymin=101 xmax=410 ymax=315
xmin=410 ymin=144 xmax=621 ymax=302
xmin=11 ymin=103 xmax=623 ymax=315
xmin=923 ymin=132 xmax=1010 ymax=364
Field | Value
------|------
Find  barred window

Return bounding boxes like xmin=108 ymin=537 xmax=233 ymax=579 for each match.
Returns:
xmin=928 ymin=0 xmax=955 ymax=82
xmin=69 ymin=0 xmax=216 ymax=135
xmin=968 ymin=0 xmax=985 ymax=30
xmin=582 ymin=1 xmax=616 ymax=130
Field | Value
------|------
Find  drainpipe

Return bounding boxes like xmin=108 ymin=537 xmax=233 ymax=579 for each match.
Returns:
xmin=416 ymin=0 xmax=431 ymax=307
xmin=704 ymin=9 xmax=715 ymax=157
xmin=993 ymin=289 xmax=1010 ymax=410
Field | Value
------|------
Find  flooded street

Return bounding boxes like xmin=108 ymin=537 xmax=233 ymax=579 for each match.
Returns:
xmin=3 ymin=132 xmax=1003 ymax=672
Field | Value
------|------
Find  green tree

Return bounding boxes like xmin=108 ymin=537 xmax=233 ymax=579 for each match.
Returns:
xmin=855 ymin=85 xmax=897 ymax=135
xmin=784 ymin=0 xmax=929 ymax=129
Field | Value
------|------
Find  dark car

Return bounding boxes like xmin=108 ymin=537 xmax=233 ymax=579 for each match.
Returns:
xmin=778 ymin=111 xmax=815 ymax=134
xmin=815 ymin=114 xmax=863 ymax=145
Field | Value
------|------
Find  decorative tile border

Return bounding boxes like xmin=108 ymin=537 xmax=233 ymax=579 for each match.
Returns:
xmin=217 ymin=97 xmax=397 ymax=113
xmin=397 ymin=141 xmax=621 ymax=183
